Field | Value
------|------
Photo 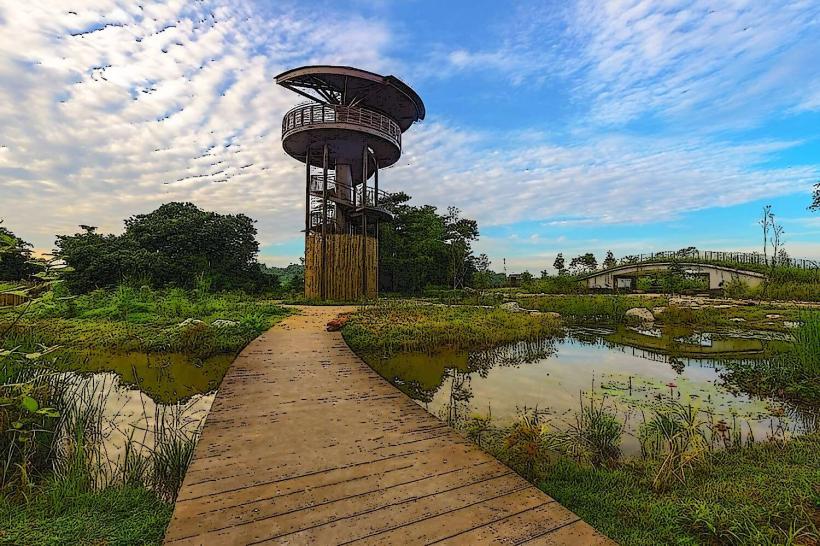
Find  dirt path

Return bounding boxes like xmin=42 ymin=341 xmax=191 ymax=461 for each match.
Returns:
xmin=164 ymin=306 xmax=612 ymax=545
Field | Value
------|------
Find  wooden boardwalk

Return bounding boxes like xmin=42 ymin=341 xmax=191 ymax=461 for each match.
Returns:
xmin=164 ymin=306 xmax=613 ymax=545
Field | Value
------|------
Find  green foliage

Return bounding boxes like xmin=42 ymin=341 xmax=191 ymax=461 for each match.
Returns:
xmin=0 ymin=482 xmax=172 ymax=545
xmin=639 ymin=401 xmax=710 ymax=490
xmin=55 ymin=203 xmax=273 ymax=293
xmin=552 ymin=253 xmax=567 ymax=275
xmin=378 ymin=193 xmax=480 ymax=293
xmin=342 ymin=302 xmax=561 ymax=356
xmin=516 ymin=294 xmax=664 ymax=323
xmin=810 ymin=182 xmax=819 ymax=211
xmin=569 ymin=253 xmax=598 ymax=274
xmin=469 ymin=407 xmax=819 ymax=545
xmin=1 ymin=286 xmax=289 ymax=359
xmin=537 ymin=434 xmax=819 ymax=546
xmin=546 ymin=397 xmax=623 ymax=467
xmin=0 ymin=223 xmax=35 ymax=281
xmin=521 ymin=274 xmax=588 ymax=294
xmin=723 ymin=312 xmax=820 ymax=406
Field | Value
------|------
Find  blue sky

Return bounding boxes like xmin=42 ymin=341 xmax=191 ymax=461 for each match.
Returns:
xmin=1 ymin=0 xmax=818 ymax=272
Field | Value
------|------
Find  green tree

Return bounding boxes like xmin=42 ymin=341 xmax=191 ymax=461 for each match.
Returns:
xmin=379 ymin=194 xmax=478 ymax=293
xmin=56 ymin=203 xmax=268 ymax=292
xmin=810 ymin=182 xmax=819 ymax=211
xmin=0 ymin=223 xmax=35 ymax=281
xmin=603 ymin=250 xmax=617 ymax=269
xmin=444 ymin=207 xmax=479 ymax=289
xmin=519 ymin=271 xmax=534 ymax=284
xmin=569 ymin=253 xmax=598 ymax=274
xmin=471 ymin=254 xmax=493 ymax=289
xmin=553 ymin=253 xmax=567 ymax=275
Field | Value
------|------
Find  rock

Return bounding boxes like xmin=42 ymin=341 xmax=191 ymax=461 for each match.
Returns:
xmin=625 ymin=307 xmax=655 ymax=322
xmin=543 ymin=312 xmax=561 ymax=319
xmin=730 ymin=317 xmax=746 ymax=322
xmin=765 ymin=314 xmax=782 ymax=319
xmin=714 ymin=304 xmax=733 ymax=309
xmin=652 ymin=306 xmax=667 ymax=318
xmin=212 ymin=319 xmax=239 ymax=328
xmin=500 ymin=302 xmax=524 ymax=312
xmin=177 ymin=318 xmax=204 ymax=327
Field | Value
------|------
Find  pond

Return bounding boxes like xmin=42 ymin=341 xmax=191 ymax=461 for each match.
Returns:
xmin=36 ymin=349 xmax=233 ymax=485
xmin=363 ymin=326 xmax=816 ymax=457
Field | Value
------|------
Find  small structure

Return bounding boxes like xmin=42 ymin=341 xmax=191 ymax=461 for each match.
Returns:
xmin=579 ymin=262 xmax=766 ymax=292
xmin=276 ymin=66 xmax=425 ymax=300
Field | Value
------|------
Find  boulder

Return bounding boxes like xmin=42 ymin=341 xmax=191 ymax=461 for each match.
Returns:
xmin=212 ymin=319 xmax=239 ymax=328
xmin=765 ymin=314 xmax=782 ymax=319
xmin=625 ymin=307 xmax=655 ymax=323
xmin=651 ymin=306 xmax=667 ymax=319
xmin=177 ymin=318 xmax=204 ymax=327
xmin=500 ymin=302 xmax=524 ymax=312
xmin=730 ymin=317 xmax=746 ymax=322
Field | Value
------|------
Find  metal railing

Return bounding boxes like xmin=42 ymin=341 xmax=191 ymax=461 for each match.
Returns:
xmin=309 ymin=174 xmax=391 ymax=208
xmin=599 ymin=250 xmax=819 ymax=272
xmin=282 ymin=103 xmax=401 ymax=149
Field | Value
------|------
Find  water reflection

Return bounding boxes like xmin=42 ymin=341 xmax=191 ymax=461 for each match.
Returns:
xmin=45 ymin=370 xmax=214 ymax=486
xmin=55 ymin=350 xmax=233 ymax=404
xmin=365 ymin=328 xmax=815 ymax=457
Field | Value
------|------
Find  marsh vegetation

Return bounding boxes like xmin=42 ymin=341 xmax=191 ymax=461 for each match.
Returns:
xmin=345 ymin=299 xmax=820 ymax=545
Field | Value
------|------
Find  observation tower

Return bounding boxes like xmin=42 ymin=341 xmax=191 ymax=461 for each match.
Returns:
xmin=276 ymin=66 xmax=425 ymax=300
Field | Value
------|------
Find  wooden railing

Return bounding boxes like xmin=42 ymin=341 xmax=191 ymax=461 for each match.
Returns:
xmin=283 ymin=103 xmax=401 ymax=149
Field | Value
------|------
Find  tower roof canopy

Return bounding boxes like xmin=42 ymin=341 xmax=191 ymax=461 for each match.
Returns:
xmin=275 ymin=65 xmax=425 ymax=132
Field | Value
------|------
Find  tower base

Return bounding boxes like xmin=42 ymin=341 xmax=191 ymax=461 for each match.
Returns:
xmin=305 ymin=232 xmax=377 ymax=300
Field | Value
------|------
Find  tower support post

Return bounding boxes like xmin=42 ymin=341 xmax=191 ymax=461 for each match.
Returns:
xmin=321 ymin=143 xmax=329 ymax=300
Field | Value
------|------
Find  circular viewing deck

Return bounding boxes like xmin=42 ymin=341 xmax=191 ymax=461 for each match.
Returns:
xmin=281 ymin=103 xmax=402 ymax=166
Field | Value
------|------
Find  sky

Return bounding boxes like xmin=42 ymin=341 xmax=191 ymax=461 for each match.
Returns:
xmin=1 ymin=0 xmax=819 ymax=273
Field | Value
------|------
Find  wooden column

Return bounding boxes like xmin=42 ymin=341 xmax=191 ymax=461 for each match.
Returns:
xmin=361 ymin=144 xmax=368 ymax=298
xmin=304 ymin=145 xmax=311 ymax=245
xmin=321 ymin=143 xmax=328 ymax=300
xmin=372 ymin=150 xmax=380 ymax=296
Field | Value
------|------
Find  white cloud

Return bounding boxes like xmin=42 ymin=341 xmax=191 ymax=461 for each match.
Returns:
xmin=0 ymin=0 xmax=391 ymax=251
xmin=435 ymin=0 xmax=820 ymax=128
xmin=0 ymin=0 xmax=817 ymax=269
xmin=391 ymin=122 xmax=818 ymax=229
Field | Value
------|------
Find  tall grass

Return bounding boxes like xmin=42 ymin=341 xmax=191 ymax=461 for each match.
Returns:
xmin=0 ymin=285 xmax=290 ymax=357
xmin=546 ymin=397 xmax=623 ymax=467
xmin=460 ymin=398 xmax=819 ymax=545
xmin=515 ymin=294 xmax=666 ymax=324
xmin=342 ymin=301 xmax=562 ymax=356
xmin=722 ymin=312 xmax=820 ymax=406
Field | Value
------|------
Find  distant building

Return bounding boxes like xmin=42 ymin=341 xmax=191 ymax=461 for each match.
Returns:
xmin=507 ymin=273 xmax=523 ymax=287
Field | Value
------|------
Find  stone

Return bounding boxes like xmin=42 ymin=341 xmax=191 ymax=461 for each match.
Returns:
xmin=177 ymin=318 xmax=204 ymax=327
xmin=212 ymin=319 xmax=240 ymax=328
xmin=765 ymin=314 xmax=782 ymax=319
xmin=625 ymin=307 xmax=655 ymax=322
xmin=651 ymin=306 xmax=667 ymax=318
xmin=500 ymin=301 xmax=524 ymax=312
xmin=730 ymin=317 xmax=746 ymax=322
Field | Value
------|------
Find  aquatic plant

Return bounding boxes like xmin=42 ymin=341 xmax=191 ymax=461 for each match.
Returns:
xmin=545 ymin=396 xmax=623 ymax=467
xmin=639 ymin=401 xmax=710 ymax=490
xmin=150 ymin=428 xmax=198 ymax=502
